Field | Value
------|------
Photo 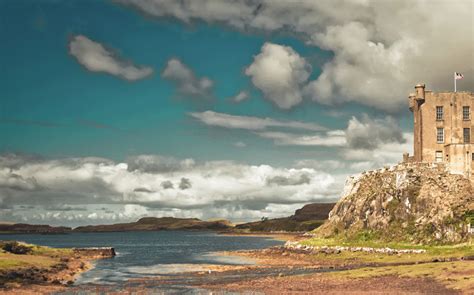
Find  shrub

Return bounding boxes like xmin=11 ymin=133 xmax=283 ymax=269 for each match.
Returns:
xmin=0 ymin=241 xmax=32 ymax=255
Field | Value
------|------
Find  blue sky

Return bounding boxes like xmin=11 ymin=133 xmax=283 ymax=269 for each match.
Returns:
xmin=1 ymin=0 xmax=385 ymax=165
xmin=0 ymin=0 xmax=471 ymax=225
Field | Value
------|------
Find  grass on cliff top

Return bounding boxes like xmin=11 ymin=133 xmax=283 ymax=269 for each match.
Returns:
xmin=0 ymin=241 xmax=72 ymax=271
xmin=301 ymin=235 xmax=473 ymax=250
xmin=303 ymin=229 xmax=474 ymax=250
xmin=327 ymin=260 xmax=474 ymax=292
xmin=300 ymin=236 xmax=473 ymax=265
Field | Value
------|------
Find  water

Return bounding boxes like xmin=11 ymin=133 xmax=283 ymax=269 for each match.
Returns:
xmin=0 ymin=231 xmax=283 ymax=284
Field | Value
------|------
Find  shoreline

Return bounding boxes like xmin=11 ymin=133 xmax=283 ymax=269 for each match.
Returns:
xmin=0 ymin=244 xmax=114 ymax=294
xmin=60 ymin=245 xmax=472 ymax=294
xmin=196 ymin=246 xmax=473 ymax=294
xmin=2 ymin=236 xmax=472 ymax=294
xmin=0 ymin=255 xmax=93 ymax=295
xmin=218 ymin=231 xmax=303 ymax=241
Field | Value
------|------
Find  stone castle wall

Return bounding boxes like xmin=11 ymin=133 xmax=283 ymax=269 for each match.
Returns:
xmin=408 ymin=84 xmax=474 ymax=181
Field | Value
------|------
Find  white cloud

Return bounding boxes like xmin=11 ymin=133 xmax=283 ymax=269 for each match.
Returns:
xmin=68 ymin=35 xmax=153 ymax=81
xmin=233 ymin=141 xmax=247 ymax=148
xmin=257 ymin=130 xmax=346 ymax=147
xmin=293 ymin=159 xmax=346 ymax=170
xmin=192 ymin=111 xmax=406 ymax=154
xmin=249 ymin=113 xmax=404 ymax=150
xmin=231 ymin=90 xmax=249 ymax=103
xmin=115 ymin=0 xmax=474 ymax=111
xmin=127 ymin=155 xmax=195 ymax=173
xmin=162 ymin=58 xmax=214 ymax=98
xmin=0 ymin=154 xmax=339 ymax=225
xmin=343 ymin=132 xmax=413 ymax=168
xmin=0 ymin=169 xmax=39 ymax=192
xmin=245 ymin=43 xmax=311 ymax=109
xmin=190 ymin=110 xmax=326 ymax=131
xmin=345 ymin=115 xmax=405 ymax=150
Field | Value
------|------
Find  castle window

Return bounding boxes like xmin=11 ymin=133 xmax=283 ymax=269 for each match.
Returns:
xmin=464 ymin=128 xmax=470 ymax=143
xmin=435 ymin=151 xmax=443 ymax=162
xmin=463 ymin=106 xmax=470 ymax=120
xmin=436 ymin=106 xmax=443 ymax=120
xmin=437 ymin=128 xmax=444 ymax=143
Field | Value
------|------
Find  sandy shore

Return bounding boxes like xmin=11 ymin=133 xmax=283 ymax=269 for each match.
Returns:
xmin=198 ymin=246 xmax=473 ymax=294
xmin=3 ymin=235 xmax=472 ymax=294
xmin=205 ymin=272 xmax=457 ymax=294
xmin=218 ymin=231 xmax=304 ymax=242
xmin=59 ymin=245 xmax=472 ymax=294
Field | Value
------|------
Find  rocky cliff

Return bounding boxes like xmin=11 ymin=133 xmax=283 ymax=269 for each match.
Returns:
xmin=315 ymin=163 xmax=474 ymax=244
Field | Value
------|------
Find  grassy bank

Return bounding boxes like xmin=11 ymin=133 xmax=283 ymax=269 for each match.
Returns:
xmin=207 ymin=235 xmax=473 ymax=294
xmin=328 ymin=260 xmax=474 ymax=292
xmin=300 ymin=236 xmax=473 ymax=263
xmin=296 ymin=236 xmax=474 ymax=292
xmin=0 ymin=241 xmax=93 ymax=290
xmin=0 ymin=241 xmax=72 ymax=271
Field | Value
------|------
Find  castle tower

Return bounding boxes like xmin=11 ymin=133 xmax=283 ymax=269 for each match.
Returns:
xmin=407 ymin=84 xmax=474 ymax=180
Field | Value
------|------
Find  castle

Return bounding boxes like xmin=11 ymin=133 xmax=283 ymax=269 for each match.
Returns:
xmin=406 ymin=84 xmax=474 ymax=180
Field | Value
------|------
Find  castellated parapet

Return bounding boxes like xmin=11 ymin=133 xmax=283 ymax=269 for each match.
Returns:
xmin=406 ymin=84 xmax=474 ymax=181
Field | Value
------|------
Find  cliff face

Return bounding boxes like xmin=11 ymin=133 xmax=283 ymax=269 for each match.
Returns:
xmin=316 ymin=163 xmax=474 ymax=244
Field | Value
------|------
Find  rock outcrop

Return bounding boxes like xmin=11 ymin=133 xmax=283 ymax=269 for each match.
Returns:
xmin=315 ymin=163 xmax=474 ymax=244
xmin=73 ymin=247 xmax=116 ymax=258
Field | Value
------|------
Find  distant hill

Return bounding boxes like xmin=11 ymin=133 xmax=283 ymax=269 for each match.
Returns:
xmin=0 ymin=203 xmax=336 ymax=234
xmin=234 ymin=203 xmax=335 ymax=232
xmin=73 ymin=217 xmax=232 ymax=232
xmin=0 ymin=223 xmax=71 ymax=234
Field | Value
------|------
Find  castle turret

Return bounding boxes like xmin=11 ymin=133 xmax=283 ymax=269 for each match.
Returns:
xmin=413 ymin=84 xmax=426 ymax=161
xmin=415 ymin=83 xmax=426 ymax=101
xmin=408 ymin=93 xmax=416 ymax=111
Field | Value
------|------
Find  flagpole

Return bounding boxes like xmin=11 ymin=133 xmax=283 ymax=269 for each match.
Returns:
xmin=454 ymin=72 xmax=457 ymax=92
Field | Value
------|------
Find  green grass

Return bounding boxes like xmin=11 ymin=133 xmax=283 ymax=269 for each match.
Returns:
xmin=29 ymin=244 xmax=72 ymax=256
xmin=301 ymin=236 xmax=426 ymax=249
xmin=0 ymin=242 xmax=72 ymax=271
xmin=299 ymin=236 xmax=474 ymax=292
xmin=303 ymin=234 xmax=473 ymax=250
xmin=300 ymin=236 xmax=473 ymax=265
xmin=327 ymin=261 xmax=474 ymax=292
xmin=0 ymin=252 xmax=58 ymax=270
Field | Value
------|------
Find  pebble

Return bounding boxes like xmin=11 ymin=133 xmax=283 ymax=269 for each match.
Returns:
xmin=283 ymin=241 xmax=426 ymax=255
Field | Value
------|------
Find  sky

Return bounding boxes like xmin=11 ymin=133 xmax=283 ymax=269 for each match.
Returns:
xmin=0 ymin=0 xmax=472 ymax=226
